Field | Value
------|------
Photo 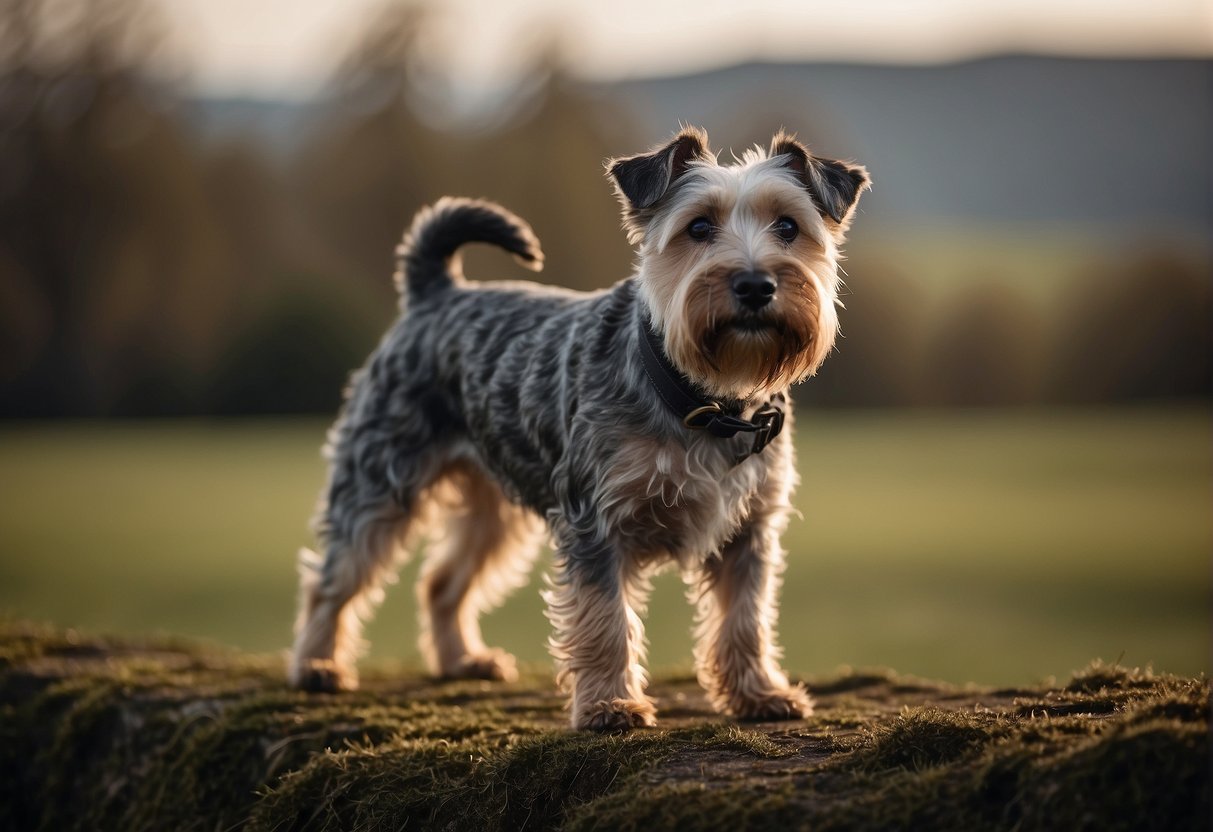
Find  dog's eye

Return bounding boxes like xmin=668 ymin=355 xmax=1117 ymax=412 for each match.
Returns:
xmin=686 ymin=217 xmax=713 ymax=242
xmin=773 ymin=216 xmax=799 ymax=243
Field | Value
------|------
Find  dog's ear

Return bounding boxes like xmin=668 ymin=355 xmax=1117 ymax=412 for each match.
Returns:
xmin=769 ymin=131 xmax=870 ymax=233
xmin=607 ymin=127 xmax=711 ymax=241
xmin=608 ymin=126 xmax=709 ymax=210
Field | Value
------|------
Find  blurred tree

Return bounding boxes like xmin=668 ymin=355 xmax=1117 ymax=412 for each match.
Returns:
xmin=296 ymin=2 xmax=635 ymax=300
xmin=0 ymin=0 xmax=227 ymax=415
xmin=798 ymin=260 xmax=929 ymax=407
xmin=292 ymin=1 xmax=443 ymax=305
xmin=206 ymin=283 xmax=375 ymax=415
xmin=919 ymin=280 xmax=1044 ymax=407
xmin=456 ymin=73 xmax=636 ymax=293
xmin=202 ymin=140 xmax=294 ymax=297
xmin=1047 ymin=251 xmax=1212 ymax=402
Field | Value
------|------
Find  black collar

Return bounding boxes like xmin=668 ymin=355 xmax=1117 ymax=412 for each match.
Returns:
xmin=637 ymin=312 xmax=785 ymax=462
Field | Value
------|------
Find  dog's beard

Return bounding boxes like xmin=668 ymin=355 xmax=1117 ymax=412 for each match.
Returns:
xmin=697 ymin=314 xmax=817 ymax=394
xmin=656 ymin=261 xmax=834 ymax=398
xmin=643 ymin=232 xmax=841 ymax=398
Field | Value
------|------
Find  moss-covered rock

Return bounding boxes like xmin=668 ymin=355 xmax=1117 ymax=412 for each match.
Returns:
xmin=0 ymin=620 xmax=1207 ymax=831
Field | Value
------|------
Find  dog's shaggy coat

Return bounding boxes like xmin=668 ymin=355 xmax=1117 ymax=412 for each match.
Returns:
xmin=289 ymin=126 xmax=869 ymax=730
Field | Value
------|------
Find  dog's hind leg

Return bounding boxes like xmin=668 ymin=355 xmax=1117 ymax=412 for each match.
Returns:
xmin=416 ymin=461 xmax=545 ymax=681
xmin=289 ymin=413 xmax=444 ymax=692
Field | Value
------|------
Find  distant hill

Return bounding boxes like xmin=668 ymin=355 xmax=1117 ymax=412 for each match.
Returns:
xmin=602 ymin=56 xmax=1212 ymax=237
xmin=187 ymin=56 xmax=1212 ymax=238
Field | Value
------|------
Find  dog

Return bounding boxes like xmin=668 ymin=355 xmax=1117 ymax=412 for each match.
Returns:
xmin=288 ymin=126 xmax=869 ymax=731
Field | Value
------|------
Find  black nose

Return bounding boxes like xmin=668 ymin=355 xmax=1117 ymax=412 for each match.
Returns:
xmin=731 ymin=271 xmax=777 ymax=310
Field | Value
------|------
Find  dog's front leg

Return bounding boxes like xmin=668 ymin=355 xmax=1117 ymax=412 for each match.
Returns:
xmin=544 ymin=533 xmax=656 ymax=731
xmin=692 ymin=513 xmax=813 ymax=721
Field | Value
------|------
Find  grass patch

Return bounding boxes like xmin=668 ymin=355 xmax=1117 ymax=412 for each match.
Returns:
xmin=248 ymin=724 xmax=773 ymax=831
xmin=849 ymin=707 xmax=1009 ymax=772
xmin=0 ymin=622 xmax=1207 ymax=831
xmin=0 ymin=409 xmax=1209 ymax=685
xmin=583 ymin=661 xmax=1213 ymax=831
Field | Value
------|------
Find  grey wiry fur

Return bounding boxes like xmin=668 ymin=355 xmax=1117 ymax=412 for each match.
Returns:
xmin=289 ymin=129 xmax=869 ymax=731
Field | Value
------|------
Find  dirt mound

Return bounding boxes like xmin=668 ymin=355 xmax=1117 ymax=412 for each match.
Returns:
xmin=1 ymin=620 xmax=1207 ymax=830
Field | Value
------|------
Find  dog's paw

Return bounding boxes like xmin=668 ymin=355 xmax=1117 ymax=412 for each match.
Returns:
xmin=289 ymin=659 xmax=357 ymax=693
xmin=734 ymin=686 xmax=813 ymax=722
xmin=575 ymin=698 xmax=658 ymax=733
xmin=442 ymin=649 xmax=519 ymax=682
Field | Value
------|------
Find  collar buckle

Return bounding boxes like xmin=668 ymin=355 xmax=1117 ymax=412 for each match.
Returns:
xmin=747 ymin=405 xmax=785 ymax=456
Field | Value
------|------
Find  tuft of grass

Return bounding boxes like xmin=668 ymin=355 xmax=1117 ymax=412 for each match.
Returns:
xmin=849 ymin=707 xmax=1008 ymax=772
xmin=1065 ymin=658 xmax=1163 ymax=693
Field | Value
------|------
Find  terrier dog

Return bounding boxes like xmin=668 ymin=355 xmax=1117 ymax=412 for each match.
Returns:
xmin=289 ymin=126 xmax=869 ymax=731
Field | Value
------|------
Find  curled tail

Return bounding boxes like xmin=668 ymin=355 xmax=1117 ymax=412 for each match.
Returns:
xmin=394 ymin=197 xmax=545 ymax=300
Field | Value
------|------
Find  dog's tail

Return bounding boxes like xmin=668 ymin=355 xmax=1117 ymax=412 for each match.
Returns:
xmin=395 ymin=197 xmax=544 ymax=301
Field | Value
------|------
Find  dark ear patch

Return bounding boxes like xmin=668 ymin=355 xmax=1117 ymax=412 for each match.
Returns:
xmin=769 ymin=131 xmax=870 ymax=227
xmin=770 ymin=133 xmax=810 ymax=181
xmin=812 ymin=158 xmax=871 ymax=225
xmin=608 ymin=126 xmax=710 ymax=210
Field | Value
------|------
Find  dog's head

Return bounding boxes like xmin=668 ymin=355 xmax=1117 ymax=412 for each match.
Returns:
xmin=608 ymin=126 xmax=869 ymax=400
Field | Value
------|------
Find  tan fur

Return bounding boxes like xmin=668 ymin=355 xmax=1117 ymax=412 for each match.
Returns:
xmin=595 ymin=434 xmax=765 ymax=568
xmin=417 ymin=461 xmax=545 ymax=681
xmin=544 ymin=562 xmax=657 ymax=731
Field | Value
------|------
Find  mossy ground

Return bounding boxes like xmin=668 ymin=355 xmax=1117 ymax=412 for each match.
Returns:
xmin=1 ymin=620 xmax=1207 ymax=831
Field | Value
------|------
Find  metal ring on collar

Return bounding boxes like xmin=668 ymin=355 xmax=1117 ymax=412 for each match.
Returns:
xmin=682 ymin=403 xmax=722 ymax=429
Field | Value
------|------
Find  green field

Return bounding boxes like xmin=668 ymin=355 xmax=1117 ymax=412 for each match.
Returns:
xmin=0 ymin=408 xmax=1208 ymax=686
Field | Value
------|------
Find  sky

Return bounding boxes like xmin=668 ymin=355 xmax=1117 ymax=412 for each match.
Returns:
xmin=158 ymin=0 xmax=1213 ymax=97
